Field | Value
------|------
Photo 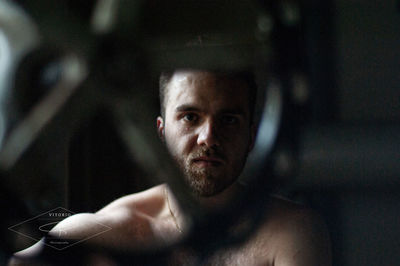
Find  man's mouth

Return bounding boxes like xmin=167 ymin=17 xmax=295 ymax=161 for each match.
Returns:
xmin=192 ymin=156 xmax=224 ymax=167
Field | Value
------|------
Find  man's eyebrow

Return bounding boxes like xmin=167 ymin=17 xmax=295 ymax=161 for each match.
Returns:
xmin=175 ymin=105 xmax=247 ymax=116
xmin=218 ymin=108 xmax=246 ymax=116
xmin=175 ymin=104 xmax=201 ymax=112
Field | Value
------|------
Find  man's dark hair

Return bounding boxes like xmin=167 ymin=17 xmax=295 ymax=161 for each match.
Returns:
xmin=159 ymin=70 xmax=257 ymax=124
xmin=159 ymin=71 xmax=173 ymax=118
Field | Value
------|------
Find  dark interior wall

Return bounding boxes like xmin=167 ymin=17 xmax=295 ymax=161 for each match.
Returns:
xmin=335 ymin=0 xmax=400 ymax=122
xmin=67 ymin=110 xmax=155 ymax=213
xmin=338 ymin=191 xmax=400 ymax=266
xmin=296 ymin=1 xmax=400 ymax=265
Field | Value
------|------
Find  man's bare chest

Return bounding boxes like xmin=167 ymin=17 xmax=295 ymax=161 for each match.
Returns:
xmin=166 ymin=234 xmax=274 ymax=266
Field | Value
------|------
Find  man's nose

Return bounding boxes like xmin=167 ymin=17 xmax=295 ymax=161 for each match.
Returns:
xmin=197 ymin=119 xmax=220 ymax=147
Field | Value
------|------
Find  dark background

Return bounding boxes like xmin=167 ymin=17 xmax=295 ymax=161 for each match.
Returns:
xmin=4 ymin=0 xmax=400 ymax=265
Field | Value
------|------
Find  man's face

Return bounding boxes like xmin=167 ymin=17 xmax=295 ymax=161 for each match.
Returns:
xmin=157 ymin=70 xmax=255 ymax=197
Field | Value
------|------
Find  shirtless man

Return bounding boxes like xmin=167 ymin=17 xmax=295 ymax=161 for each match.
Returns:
xmin=11 ymin=70 xmax=331 ymax=265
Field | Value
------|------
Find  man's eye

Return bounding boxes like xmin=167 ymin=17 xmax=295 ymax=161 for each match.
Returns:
xmin=183 ymin=113 xmax=198 ymax=122
xmin=221 ymin=115 xmax=239 ymax=125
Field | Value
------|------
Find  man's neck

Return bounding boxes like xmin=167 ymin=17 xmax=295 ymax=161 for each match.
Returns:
xmin=165 ymin=182 xmax=244 ymax=231
xmin=197 ymin=182 xmax=243 ymax=211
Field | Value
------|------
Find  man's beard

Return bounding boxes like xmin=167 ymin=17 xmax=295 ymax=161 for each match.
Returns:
xmin=175 ymin=147 xmax=238 ymax=197
xmin=182 ymin=163 xmax=222 ymax=197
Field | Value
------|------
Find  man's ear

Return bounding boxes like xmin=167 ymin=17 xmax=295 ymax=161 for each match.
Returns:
xmin=248 ymin=124 xmax=257 ymax=152
xmin=157 ymin=116 xmax=165 ymax=140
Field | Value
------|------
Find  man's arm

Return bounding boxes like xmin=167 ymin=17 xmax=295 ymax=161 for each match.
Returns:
xmin=273 ymin=208 xmax=332 ymax=266
xmin=8 ymin=187 xmax=165 ymax=265
xmin=8 ymin=213 xmax=99 ymax=265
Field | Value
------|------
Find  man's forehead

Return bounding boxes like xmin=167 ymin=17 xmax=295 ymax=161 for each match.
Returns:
xmin=164 ymin=72 xmax=249 ymax=117
xmin=168 ymin=70 xmax=249 ymax=92
xmin=169 ymin=71 xmax=192 ymax=84
xmin=169 ymin=70 xmax=217 ymax=87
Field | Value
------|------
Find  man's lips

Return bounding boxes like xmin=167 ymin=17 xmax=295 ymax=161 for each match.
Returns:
xmin=192 ymin=156 xmax=224 ymax=166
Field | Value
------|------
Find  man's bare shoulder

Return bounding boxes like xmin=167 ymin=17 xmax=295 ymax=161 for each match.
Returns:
xmin=10 ymin=185 xmax=168 ymax=264
xmin=96 ymin=184 xmax=166 ymax=216
xmin=255 ymin=195 xmax=332 ymax=266
xmin=266 ymin=195 xmax=317 ymax=223
xmin=51 ymin=184 xmax=167 ymax=243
